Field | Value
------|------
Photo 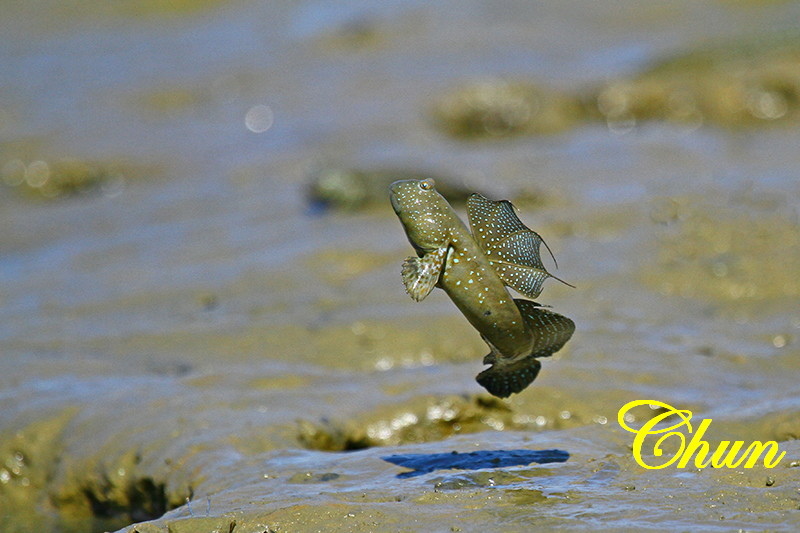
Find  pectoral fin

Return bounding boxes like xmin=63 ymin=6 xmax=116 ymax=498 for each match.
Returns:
xmin=401 ymin=247 xmax=447 ymax=302
xmin=467 ymin=193 xmax=573 ymax=298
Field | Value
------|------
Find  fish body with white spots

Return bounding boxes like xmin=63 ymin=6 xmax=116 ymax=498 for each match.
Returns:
xmin=390 ymin=178 xmax=574 ymax=398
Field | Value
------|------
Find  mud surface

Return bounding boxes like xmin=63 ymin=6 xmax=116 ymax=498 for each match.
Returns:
xmin=2 ymin=1 xmax=800 ymax=532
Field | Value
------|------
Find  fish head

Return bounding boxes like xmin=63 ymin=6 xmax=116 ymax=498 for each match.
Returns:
xmin=390 ymin=178 xmax=452 ymax=251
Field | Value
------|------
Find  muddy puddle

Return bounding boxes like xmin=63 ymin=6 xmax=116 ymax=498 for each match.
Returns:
xmin=2 ymin=1 xmax=800 ymax=531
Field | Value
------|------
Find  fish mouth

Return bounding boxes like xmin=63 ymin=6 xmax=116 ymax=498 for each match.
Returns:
xmin=389 ymin=179 xmax=424 ymax=214
xmin=389 ymin=180 xmax=407 ymax=213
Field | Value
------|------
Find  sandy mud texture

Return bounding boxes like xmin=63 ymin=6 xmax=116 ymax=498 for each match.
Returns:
xmin=2 ymin=0 xmax=800 ymax=531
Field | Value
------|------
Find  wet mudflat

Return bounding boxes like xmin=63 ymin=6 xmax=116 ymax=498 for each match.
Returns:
xmin=1 ymin=1 xmax=800 ymax=531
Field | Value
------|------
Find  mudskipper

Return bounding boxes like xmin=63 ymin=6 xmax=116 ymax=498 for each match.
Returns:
xmin=390 ymin=178 xmax=574 ymax=398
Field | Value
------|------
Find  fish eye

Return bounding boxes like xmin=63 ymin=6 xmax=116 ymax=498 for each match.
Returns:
xmin=419 ymin=179 xmax=435 ymax=191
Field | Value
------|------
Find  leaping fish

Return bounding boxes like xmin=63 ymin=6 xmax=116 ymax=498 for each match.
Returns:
xmin=390 ymin=178 xmax=575 ymax=398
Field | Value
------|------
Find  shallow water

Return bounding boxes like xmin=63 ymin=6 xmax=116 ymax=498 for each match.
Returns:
xmin=2 ymin=1 xmax=800 ymax=531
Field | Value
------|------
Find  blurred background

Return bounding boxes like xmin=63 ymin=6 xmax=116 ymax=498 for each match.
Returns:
xmin=2 ymin=1 xmax=800 ymax=531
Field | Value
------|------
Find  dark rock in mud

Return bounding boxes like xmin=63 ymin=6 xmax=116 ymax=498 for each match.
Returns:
xmin=431 ymin=80 xmax=584 ymax=140
xmin=306 ymin=167 xmax=475 ymax=212
xmin=590 ymin=34 xmax=800 ymax=129
xmin=433 ymin=32 xmax=800 ymax=140
xmin=0 ymin=157 xmax=156 ymax=200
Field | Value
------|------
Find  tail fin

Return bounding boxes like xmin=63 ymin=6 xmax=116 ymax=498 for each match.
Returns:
xmin=476 ymin=300 xmax=575 ymax=398
xmin=476 ymin=354 xmax=541 ymax=398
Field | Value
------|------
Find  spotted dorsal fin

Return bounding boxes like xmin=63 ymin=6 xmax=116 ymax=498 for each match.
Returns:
xmin=467 ymin=193 xmax=573 ymax=299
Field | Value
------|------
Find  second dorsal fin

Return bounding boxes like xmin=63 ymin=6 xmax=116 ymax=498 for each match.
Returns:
xmin=514 ymin=299 xmax=575 ymax=358
xmin=466 ymin=193 xmax=573 ymax=298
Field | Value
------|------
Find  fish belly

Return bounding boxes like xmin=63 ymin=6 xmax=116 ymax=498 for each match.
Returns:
xmin=440 ymin=249 xmax=533 ymax=359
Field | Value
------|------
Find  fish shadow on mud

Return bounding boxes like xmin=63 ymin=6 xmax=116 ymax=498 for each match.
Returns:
xmin=382 ymin=449 xmax=569 ymax=478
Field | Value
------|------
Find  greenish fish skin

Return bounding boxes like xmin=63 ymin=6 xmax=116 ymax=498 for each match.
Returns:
xmin=390 ymin=178 xmax=575 ymax=398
